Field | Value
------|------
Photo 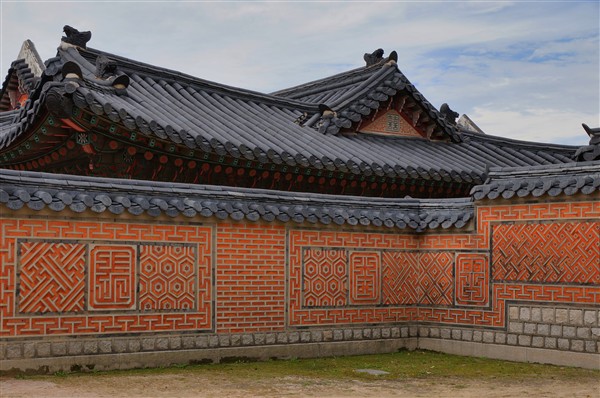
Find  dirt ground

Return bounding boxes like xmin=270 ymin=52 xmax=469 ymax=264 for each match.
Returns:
xmin=2 ymin=373 xmax=599 ymax=398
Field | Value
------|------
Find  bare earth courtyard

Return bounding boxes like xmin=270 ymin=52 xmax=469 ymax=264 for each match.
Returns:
xmin=1 ymin=374 xmax=599 ymax=398
xmin=1 ymin=351 xmax=598 ymax=398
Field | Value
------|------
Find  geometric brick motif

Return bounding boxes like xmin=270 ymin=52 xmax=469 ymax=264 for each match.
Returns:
xmin=349 ymin=251 xmax=380 ymax=305
xmin=303 ymin=248 xmax=347 ymax=307
xmin=0 ymin=220 xmax=213 ymax=337
xmin=419 ymin=252 xmax=453 ymax=306
xmin=18 ymin=242 xmax=86 ymax=313
xmin=455 ymin=253 xmax=489 ymax=306
xmin=382 ymin=251 xmax=420 ymax=305
xmin=492 ymin=221 xmax=600 ymax=284
xmin=89 ymin=245 xmax=136 ymax=310
xmin=139 ymin=245 xmax=196 ymax=311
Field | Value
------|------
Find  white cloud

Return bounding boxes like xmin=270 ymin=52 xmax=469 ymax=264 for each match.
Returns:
xmin=470 ymin=106 xmax=597 ymax=145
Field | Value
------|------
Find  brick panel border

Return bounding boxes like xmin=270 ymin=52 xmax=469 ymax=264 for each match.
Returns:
xmin=0 ymin=220 xmax=213 ymax=337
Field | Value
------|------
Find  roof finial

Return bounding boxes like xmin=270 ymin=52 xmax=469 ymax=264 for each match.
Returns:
xmin=574 ymin=123 xmax=600 ymax=161
xmin=582 ymin=123 xmax=600 ymax=143
xmin=439 ymin=103 xmax=459 ymax=125
xmin=62 ymin=25 xmax=92 ymax=49
xmin=95 ymin=54 xmax=118 ymax=78
xmin=386 ymin=51 xmax=398 ymax=66
xmin=364 ymin=49 xmax=384 ymax=66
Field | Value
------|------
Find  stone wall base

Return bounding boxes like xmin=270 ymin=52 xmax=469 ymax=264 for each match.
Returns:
xmin=3 ymin=335 xmax=599 ymax=374
xmin=418 ymin=338 xmax=600 ymax=370
xmin=0 ymin=338 xmax=417 ymax=375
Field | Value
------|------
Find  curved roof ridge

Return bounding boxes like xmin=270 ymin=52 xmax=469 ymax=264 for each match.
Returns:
xmin=0 ymin=168 xmax=475 ymax=231
xmin=271 ymin=64 xmax=379 ymax=98
xmin=326 ymin=63 xmax=398 ymax=110
xmin=0 ymin=168 xmax=469 ymax=207
xmin=79 ymin=47 xmax=319 ymax=112
xmin=471 ymin=160 xmax=600 ymax=200
xmin=461 ymin=130 xmax=578 ymax=152
xmin=487 ymin=160 xmax=600 ymax=177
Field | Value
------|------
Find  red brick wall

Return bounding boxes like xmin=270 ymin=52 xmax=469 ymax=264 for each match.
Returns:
xmin=216 ymin=223 xmax=286 ymax=333
xmin=0 ymin=200 xmax=598 ymax=339
xmin=288 ymin=202 xmax=599 ymax=329
xmin=0 ymin=220 xmax=212 ymax=337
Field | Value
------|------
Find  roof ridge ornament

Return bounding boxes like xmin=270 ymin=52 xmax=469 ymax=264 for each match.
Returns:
xmin=385 ymin=51 xmax=398 ymax=66
xmin=95 ymin=54 xmax=117 ymax=78
xmin=582 ymin=123 xmax=600 ymax=144
xmin=439 ymin=103 xmax=459 ymax=125
xmin=364 ymin=49 xmax=398 ymax=67
xmin=364 ymin=49 xmax=384 ymax=66
xmin=317 ymin=104 xmax=337 ymax=134
xmin=574 ymin=123 xmax=600 ymax=161
xmin=61 ymin=25 xmax=91 ymax=49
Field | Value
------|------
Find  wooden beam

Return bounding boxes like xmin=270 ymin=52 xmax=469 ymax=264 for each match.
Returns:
xmin=412 ymin=109 xmax=422 ymax=126
xmin=396 ymin=95 xmax=408 ymax=113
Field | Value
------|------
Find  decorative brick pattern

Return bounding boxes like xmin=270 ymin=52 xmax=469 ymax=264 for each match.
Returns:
xmin=419 ymin=252 xmax=453 ymax=305
xmin=382 ymin=251 xmax=420 ymax=305
xmin=349 ymin=251 xmax=380 ymax=305
xmin=289 ymin=230 xmax=420 ymax=326
xmin=423 ymin=304 xmax=600 ymax=354
xmin=1 ymin=199 xmax=598 ymax=355
xmin=139 ymin=245 xmax=196 ymax=311
xmin=303 ymin=248 xmax=347 ymax=307
xmin=89 ymin=245 xmax=136 ymax=310
xmin=288 ymin=201 xmax=600 ymax=328
xmin=18 ymin=242 xmax=86 ymax=313
xmin=0 ymin=220 xmax=17 ymax=318
xmin=492 ymin=221 xmax=600 ymax=284
xmin=0 ymin=220 xmax=212 ymax=337
xmin=455 ymin=253 xmax=489 ymax=306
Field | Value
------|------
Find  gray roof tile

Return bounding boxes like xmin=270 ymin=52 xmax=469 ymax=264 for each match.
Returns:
xmin=471 ymin=161 xmax=600 ymax=200
xmin=0 ymin=42 xmax=584 ymax=189
xmin=0 ymin=168 xmax=474 ymax=232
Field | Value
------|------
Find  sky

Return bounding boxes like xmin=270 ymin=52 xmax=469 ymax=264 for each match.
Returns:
xmin=1 ymin=1 xmax=599 ymax=146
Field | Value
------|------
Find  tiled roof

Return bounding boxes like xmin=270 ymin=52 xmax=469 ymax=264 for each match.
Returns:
xmin=0 ymin=169 xmax=473 ymax=231
xmin=0 ymin=58 xmax=41 ymax=111
xmin=574 ymin=124 xmax=600 ymax=162
xmin=272 ymin=57 xmax=460 ymax=140
xmin=470 ymin=161 xmax=600 ymax=200
xmin=0 ymin=35 xmax=583 ymax=190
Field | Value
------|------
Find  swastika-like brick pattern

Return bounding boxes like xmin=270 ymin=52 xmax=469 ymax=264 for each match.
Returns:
xmin=290 ymin=230 xmax=422 ymax=325
xmin=288 ymin=201 xmax=600 ymax=328
xmin=89 ymin=245 xmax=136 ymax=310
xmin=492 ymin=221 xmax=600 ymax=284
xmin=18 ymin=242 xmax=86 ymax=313
xmin=419 ymin=252 xmax=453 ymax=305
xmin=139 ymin=245 xmax=196 ymax=311
xmin=1 ymin=198 xmax=599 ymax=339
xmin=455 ymin=253 xmax=489 ymax=306
xmin=303 ymin=248 xmax=348 ymax=307
xmin=382 ymin=251 xmax=420 ymax=305
xmin=0 ymin=219 xmax=212 ymax=337
xmin=349 ymin=251 xmax=380 ymax=305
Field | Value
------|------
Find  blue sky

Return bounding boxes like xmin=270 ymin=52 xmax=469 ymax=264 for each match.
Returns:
xmin=1 ymin=1 xmax=598 ymax=145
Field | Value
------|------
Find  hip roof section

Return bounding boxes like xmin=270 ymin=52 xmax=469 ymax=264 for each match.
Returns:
xmin=0 ymin=28 xmax=587 ymax=199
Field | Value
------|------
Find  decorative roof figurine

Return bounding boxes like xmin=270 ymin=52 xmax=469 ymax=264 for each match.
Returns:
xmin=61 ymin=25 xmax=92 ymax=49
